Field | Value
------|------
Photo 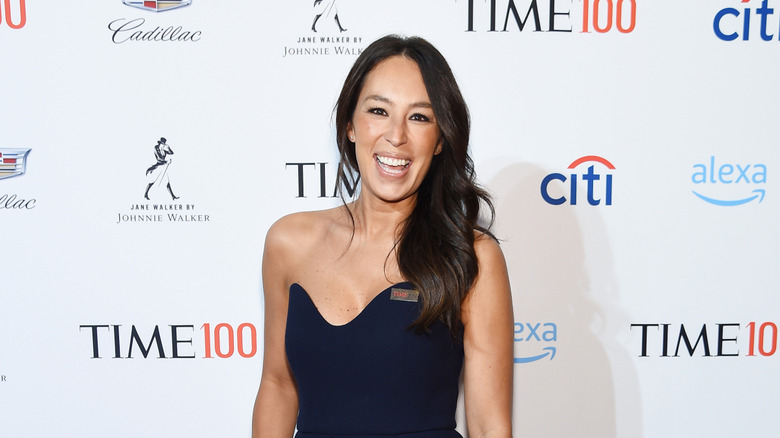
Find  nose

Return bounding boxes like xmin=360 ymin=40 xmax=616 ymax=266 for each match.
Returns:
xmin=384 ymin=115 xmax=407 ymax=147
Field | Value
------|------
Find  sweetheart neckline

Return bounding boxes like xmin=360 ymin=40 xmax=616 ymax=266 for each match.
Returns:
xmin=290 ymin=282 xmax=412 ymax=328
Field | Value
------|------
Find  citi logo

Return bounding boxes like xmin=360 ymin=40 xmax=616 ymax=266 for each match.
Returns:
xmin=714 ymin=0 xmax=780 ymax=41
xmin=514 ymin=322 xmax=557 ymax=363
xmin=541 ymin=155 xmax=614 ymax=206
xmin=0 ymin=0 xmax=25 ymax=29
xmin=123 ymin=0 xmax=192 ymax=13
xmin=691 ymin=157 xmax=766 ymax=206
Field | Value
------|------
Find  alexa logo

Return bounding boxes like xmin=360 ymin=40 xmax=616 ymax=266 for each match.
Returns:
xmin=514 ymin=322 xmax=557 ymax=363
xmin=123 ymin=0 xmax=192 ymax=12
xmin=691 ymin=157 xmax=766 ymax=206
xmin=541 ymin=155 xmax=615 ymax=206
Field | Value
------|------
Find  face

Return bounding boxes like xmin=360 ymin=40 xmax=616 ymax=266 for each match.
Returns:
xmin=347 ymin=55 xmax=442 ymax=207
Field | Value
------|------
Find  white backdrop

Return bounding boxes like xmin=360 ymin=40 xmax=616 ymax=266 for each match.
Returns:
xmin=1 ymin=1 xmax=778 ymax=437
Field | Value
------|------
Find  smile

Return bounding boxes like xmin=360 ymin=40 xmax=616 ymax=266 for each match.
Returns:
xmin=375 ymin=155 xmax=411 ymax=175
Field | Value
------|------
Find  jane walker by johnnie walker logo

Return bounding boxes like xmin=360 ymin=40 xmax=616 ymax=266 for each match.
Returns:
xmin=282 ymin=1 xmax=365 ymax=58
xmin=115 ymin=137 xmax=211 ymax=224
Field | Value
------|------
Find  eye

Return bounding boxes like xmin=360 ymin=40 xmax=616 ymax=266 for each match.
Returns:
xmin=410 ymin=113 xmax=431 ymax=122
xmin=368 ymin=107 xmax=387 ymax=116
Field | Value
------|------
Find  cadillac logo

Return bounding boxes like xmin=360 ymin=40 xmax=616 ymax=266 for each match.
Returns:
xmin=122 ymin=0 xmax=192 ymax=12
xmin=0 ymin=149 xmax=31 ymax=180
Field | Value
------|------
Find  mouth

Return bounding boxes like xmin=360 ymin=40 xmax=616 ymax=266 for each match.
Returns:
xmin=375 ymin=154 xmax=411 ymax=175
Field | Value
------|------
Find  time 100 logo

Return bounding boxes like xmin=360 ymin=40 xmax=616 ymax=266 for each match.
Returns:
xmin=79 ymin=322 xmax=257 ymax=359
xmin=463 ymin=0 xmax=636 ymax=33
xmin=581 ymin=0 xmax=636 ymax=33
xmin=0 ymin=0 xmax=26 ymax=29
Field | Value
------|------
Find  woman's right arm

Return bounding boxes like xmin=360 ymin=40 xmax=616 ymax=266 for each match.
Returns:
xmin=252 ymin=220 xmax=299 ymax=437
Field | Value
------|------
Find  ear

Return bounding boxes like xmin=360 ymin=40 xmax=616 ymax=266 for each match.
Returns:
xmin=434 ymin=137 xmax=443 ymax=155
xmin=347 ymin=122 xmax=355 ymax=143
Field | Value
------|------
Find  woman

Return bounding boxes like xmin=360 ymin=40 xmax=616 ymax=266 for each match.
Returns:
xmin=252 ymin=35 xmax=513 ymax=438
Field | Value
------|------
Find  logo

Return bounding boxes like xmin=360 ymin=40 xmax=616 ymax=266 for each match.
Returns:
xmin=79 ymin=322 xmax=258 ymax=359
xmin=311 ymin=0 xmax=348 ymax=33
xmin=115 ymin=136 xmax=211 ymax=224
xmin=541 ymin=155 xmax=615 ymax=206
xmin=389 ymin=287 xmax=419 ymax=302
xmin=286 ymin=161 xmax=359 ymax=198
xmin=0 ymin=149 xmax=30 ymax=180
xmin=281 ymin=1 xmax=365 ymax=58
xmin=631 ymin=321 xmax=778 ymax=358
xmin=1 ymin=148 xmax=36 ymax=210
xmin=122 ymin=0 xmax=192 ymax=13
xmin=714 ymin=0 xmax=779 ymax=41
xmin=0 ymin=0 xmax=26 ymax=29
xmin=144 ymin=137 xmax=179 ymax=201
xmin=691 ymin=157 xmax=766 ymax=206
xmin=109 ymin=1 xmax=202 ymax=44
xmin=514 ymin=322 xmax=557 ymax=363
xmin=462 ymin=0 xmax=637 ymax=34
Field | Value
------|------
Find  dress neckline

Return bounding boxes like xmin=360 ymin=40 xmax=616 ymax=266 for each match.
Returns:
xmin=290 ymin=282 xmax=412 ymax=328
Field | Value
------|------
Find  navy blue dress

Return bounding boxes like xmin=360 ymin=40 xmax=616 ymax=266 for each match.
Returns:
xmin=286 ymin=282 xmax=464 ymax=438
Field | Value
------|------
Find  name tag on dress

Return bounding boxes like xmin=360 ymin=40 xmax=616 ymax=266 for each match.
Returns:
xmin=390 ymin=288 xmax=419 ymax=302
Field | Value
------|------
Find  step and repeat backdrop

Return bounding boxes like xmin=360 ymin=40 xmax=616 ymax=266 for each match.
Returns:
xmin=1 ymin=1 xmax=778 ymax=437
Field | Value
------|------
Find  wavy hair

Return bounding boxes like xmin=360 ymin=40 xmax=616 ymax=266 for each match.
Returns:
xmin=334 ymin=35 xmax=494 ymax=335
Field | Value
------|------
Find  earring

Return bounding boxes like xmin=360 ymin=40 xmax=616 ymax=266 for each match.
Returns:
xmin=349 ymin=136 xmax=355 ymax=142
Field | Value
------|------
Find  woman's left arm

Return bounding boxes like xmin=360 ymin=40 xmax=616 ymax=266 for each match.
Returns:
xmin=462 ymin=236 xmax=514 ymax=438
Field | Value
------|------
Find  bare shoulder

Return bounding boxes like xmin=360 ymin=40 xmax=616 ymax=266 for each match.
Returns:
xmin=265 ymin=209 xmax=337 ymax=251
xmin=263 ymin=207 xmax=346 ymax=285
xmin=473 ymin=232 xmax=507 ymax=272
xmin=462 ymin=232 xmax=512 ymax=325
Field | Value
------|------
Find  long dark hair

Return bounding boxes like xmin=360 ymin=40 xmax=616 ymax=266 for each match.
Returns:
xmin=334 ymin=35 xmax=494 ymax=335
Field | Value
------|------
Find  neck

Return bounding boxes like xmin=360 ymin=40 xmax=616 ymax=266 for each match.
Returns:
xmin=348 ymin=194 xmax=416 ymax=241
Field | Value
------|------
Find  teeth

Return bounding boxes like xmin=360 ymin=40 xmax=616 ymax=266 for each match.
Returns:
xmin=376 ymin=155 xmax=410 ymax=167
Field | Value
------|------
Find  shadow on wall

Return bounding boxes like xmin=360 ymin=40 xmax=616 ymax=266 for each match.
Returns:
xmin=488 ymin=162 xmax=643 ymax=438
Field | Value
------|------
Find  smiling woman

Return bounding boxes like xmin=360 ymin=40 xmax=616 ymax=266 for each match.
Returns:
xmin=347 ymin=56 xmax=443 ymax=208
xmin=252 ymin=35 xmax=514 ymax=438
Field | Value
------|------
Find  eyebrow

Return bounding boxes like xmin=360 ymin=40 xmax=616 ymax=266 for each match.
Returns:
xmin=364 ymin=94 xmax=433 ymax=109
